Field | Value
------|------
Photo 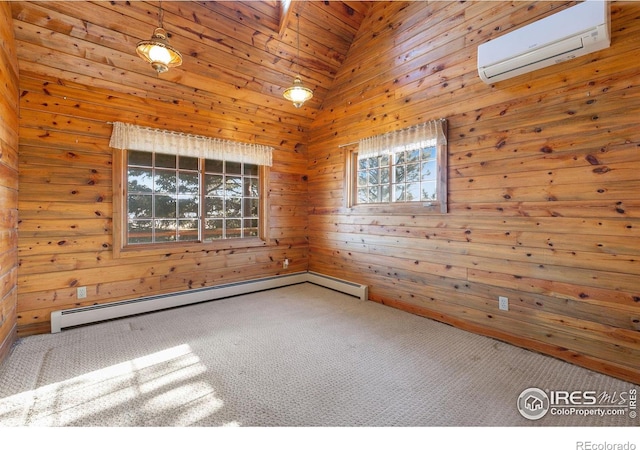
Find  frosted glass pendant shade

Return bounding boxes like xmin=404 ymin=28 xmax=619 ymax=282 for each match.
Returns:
xmin=283 ymin=76 xmax=313 ymax=108
xmin=136 ymin=27 xmax=182 ymax=74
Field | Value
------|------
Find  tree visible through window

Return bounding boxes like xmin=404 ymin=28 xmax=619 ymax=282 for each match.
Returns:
xmin=349 ymin=119 xmax=448 ymax=213
xmin=126 ymin=151 xmax=260 ymax=244
xmin=356 ymin=144 xmax=438 ymax=204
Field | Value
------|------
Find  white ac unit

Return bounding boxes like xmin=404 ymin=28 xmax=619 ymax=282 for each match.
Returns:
xmin=477 ymin=0 xmax=610 ymax=84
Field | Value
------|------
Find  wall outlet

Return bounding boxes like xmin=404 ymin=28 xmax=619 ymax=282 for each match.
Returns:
xmin=499 ymin=296 xmax=509 ymax=311
xmin=77 ymin=286 xmax=87 ymax=299
xmin=283 ymin=259 xmax=289 ymax=268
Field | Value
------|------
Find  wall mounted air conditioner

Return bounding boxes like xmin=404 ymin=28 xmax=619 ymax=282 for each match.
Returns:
xmin=477 ymin=0 xmax=610 ymax=84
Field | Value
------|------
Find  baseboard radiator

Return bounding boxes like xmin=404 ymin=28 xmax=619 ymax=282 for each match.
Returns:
xmin=50 ymin=271 xmax=368 ymax=333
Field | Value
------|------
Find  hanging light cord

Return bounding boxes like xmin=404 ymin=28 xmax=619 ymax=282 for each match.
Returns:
xmin=158 ymin=0 xmax=164 ymax=28
xmin=282 ymin=6 xmax=313 ymax=107
xmin=296 ymin=12 xmax=301 ymax=77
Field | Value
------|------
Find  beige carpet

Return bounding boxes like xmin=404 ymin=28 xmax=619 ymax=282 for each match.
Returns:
xmin=0 ymin=283 xmax=637 ymax=427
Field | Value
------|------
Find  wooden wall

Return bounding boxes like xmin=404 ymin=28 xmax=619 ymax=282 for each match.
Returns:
xmin=16 ymin=91 xmax=309 ymax=335
xmin=0 ymin=2 xmax=20 ymax=361
xmin=8 ymin=0 xmax=640 ymax=384
xmin=308 ymin=1 xmax=640 ymax=384
xmin=14 ymin=13 xmax=310 ymax=335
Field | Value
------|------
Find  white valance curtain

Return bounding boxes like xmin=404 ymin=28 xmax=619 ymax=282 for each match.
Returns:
xmin=109 ymin=122 xmax=273 ymax=167
xmin=358 ymin=118 xmax=447 ymax=160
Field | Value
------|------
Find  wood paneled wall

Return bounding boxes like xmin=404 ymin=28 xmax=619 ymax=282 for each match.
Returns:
xmin=15 ymin=56 xmax=310 ymax=333
xmin=0 ymin=2 xmax=20 ymax=361
xmin=8 ymin=0 xmax=640 ymax=385
xmin=16 ymin=82 xmax=309 ymax=334
xmin=308 ymin=1 xmax=640 ymax=383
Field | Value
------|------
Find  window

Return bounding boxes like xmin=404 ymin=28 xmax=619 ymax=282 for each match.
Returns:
xmin=356 ymin=145 xmax=438 ymax=203
xmin=126 ymin=151 xmax=261 ymax=245
xmin=110 ymin=122 xmax=271 ymax=255
xmin=347 ymin=119 xmax=448 ymax=213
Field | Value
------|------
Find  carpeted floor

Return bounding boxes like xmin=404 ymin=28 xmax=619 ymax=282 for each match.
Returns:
xmin=0 ymin=283 xmax=637 ymax=427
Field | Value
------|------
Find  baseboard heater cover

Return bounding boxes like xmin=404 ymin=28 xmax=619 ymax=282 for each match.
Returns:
xmin=50 ymin=271 xmax=368 ymax=333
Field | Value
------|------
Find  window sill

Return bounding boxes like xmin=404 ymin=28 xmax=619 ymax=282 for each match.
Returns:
xmin=348 ymin=202 xmax=447 ymax=214
xmin=114 ymin=237 xmax=268 ymax=259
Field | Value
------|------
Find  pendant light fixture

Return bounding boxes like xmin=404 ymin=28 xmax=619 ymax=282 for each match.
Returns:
xmin=283 ymin=12 xmax=313 ymax=108
xmin=136 ymin=1 xmax=183 ymax=74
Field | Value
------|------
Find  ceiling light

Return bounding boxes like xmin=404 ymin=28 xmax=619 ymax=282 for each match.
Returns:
xmin=136 ymin=1 xmax=182 ymax=74
xmin=284 ymin=76 xmax=313 ymax=108
xmin=283 ymin=12 xmax=313 ymax=108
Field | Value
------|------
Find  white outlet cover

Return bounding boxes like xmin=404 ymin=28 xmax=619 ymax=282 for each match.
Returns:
xmin=499 ymin=296 xmax=509 ymax=311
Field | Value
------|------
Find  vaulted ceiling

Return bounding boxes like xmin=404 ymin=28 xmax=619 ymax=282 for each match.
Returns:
xmin=11 ymin=1 xmax=373 ymax=130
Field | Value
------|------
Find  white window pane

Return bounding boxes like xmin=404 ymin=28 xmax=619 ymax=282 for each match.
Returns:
xmin=179 ymin=173 xmax=199 ymax=194
xmin=226 ymin=161 xmax=242 ymax=175
xmin=357 ymin=171 xmax=368 ymax=187
xmin=177 ymin=220 xmax=198 ymax=241
xmin=357 ymin=188 xmax=368 ymax=203
xmin=421 ymin=146 xmax=436 ymax=160
xmin=225 ymin=176 xmax=242 ymax=196
xmin=155 ymin=195 xmax=176 ymax=218
xmin=226 ymin=197 xmax=242 ymax=218
xmin=226 ymin=219 xmax=242 ymax=238
xmin=406 ymin=183 xmax=420 ymax=201
xmin=204 ymin=219 xmax=223 ymax=240
xmin=178 ymin=196 xmax=198 ymax=218
xmin=406 ymin=163 xmax=420 ymax=182
xmin=205 ymin=174 xmax=224 ymax=196
xmin=155 ymin=153 xmax=176 ymax=169
xmin=421 ymin=160 xmax=436 ymax=181
xmin=154 ymin=219 xmax=177 ymax=242
xmin=393 ymin=184 xmax=406 ymax=202
xmin=381 ymin=185 xmax=390 ymax=203
xmin=128 ymin=150 xmax=152 ymax=167
xmin=128 ymin=220 xmax=153 ymax=244
xmin=406 ymin=149 xmax=419 ymax=162
xmin=421 ymin=181 xmax=437 ymax=201
xmin=368 ymin=169 xmax=379 ymax=185
xmin=394 ymin=166 xmax=406 ymax=183
xmin=244 ymin=219 xmax=259 ymax=237
xmin=128 ymin=168 xmax=153 ymax=192
xmin=154 ymin=169 xmax=176 ymax=194
xmin=126 ymin=153 xmax=262 ymax=244
xmin=205 ymin=197 xmax=224 ymax=217
xmin=128 ymin=194 xmax=152 ymax=219
xmin=381 ymin=167 xmax=389 ymax=184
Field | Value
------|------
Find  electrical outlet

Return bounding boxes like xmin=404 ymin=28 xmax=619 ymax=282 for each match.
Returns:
xmin=499 ymin=296 xmax=509 ymax=311
xmin=283 ymin=259 xmax=289 ymax=268
xmin=77 ymin=286 xmax=87 ymax=299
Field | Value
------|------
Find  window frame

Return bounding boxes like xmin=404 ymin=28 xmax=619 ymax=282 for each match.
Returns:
xmin=113 ymin=149 xmax=270 ymax=258
xmin=345 ymin=122 xmax=448 ymax=214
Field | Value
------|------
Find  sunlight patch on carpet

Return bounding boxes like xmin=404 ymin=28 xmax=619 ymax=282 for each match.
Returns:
xmin=0 ymin=344 xmax=224 ymax=426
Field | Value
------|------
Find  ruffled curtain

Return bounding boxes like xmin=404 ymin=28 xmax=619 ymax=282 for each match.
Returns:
xmin=358 ymin=119 xmax=447 ymax=160
xmin=109 ymin=122 xmax=273 ymax=167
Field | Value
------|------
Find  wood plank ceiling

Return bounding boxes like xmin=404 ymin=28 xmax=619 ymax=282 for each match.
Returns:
xmin=11 ymin=0 xmax=372 ymax=130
